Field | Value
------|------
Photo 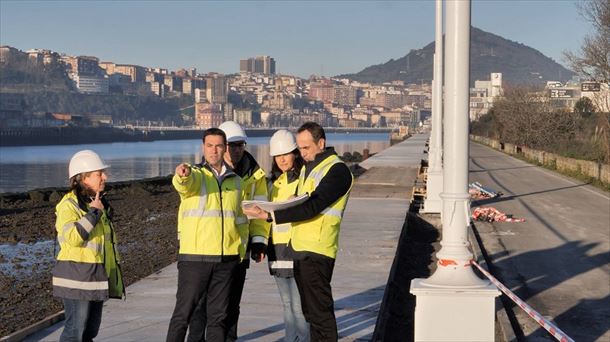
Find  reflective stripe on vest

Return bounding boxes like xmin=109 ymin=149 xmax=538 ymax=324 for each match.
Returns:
xmin=175 ymin=166 xmax=245 ymax=258
xmin=269 ymin=260 xmax=294 ymax=269
xmin=181 ymin=172 xmax=208 ymax=217
xmin=321 ymin=207 xmax=344 ymax=219
xmin=52 ymin=276 xmax=109 ymax=291
xmin=273 ymin=223 xmax=291 ymax=233
xmin=182 ymin=172 xmax=246 ymax=224
xmin=299 ymin=159 xmax=341 ymax=188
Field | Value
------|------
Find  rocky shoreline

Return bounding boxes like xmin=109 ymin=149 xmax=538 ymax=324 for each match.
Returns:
xmin=0 ymin=176 xmax=180 ymax=337
xmin=0 ymin=163 xmax=367 ymax=338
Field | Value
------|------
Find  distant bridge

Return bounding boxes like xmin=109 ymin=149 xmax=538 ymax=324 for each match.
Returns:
xmin=114 ymin=125 xmax=394 ymax=134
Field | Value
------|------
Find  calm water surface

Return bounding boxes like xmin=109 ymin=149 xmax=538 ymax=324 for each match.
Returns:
xmin=0 ymin=133 xmax=389 ymax=193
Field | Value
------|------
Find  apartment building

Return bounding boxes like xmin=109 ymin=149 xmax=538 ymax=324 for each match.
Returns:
xmin=206 ymin=75 xmax=228 ymax=104
xmin=469 ymin=72 xmax=503 ymax=121
xmin=239 ymin=55 xmax=276 ymax=75
xmin=195 ymin=102 xmax=224 ymax=128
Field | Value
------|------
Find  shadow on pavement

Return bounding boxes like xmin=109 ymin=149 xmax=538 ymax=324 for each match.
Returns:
xmin=239 ymin=206 xmax=441 ymax=342
xmin=238 ymin=287 xmax=383 ymax=341
xmin=540 ymin=294 xmax=610 ymax=341
xmin=486 ymin=241 xmax=610 ymax=341
xmin=470 ymin=165 xmax=536 ymax=173
xmin=372 ymin=207 xmax=440 ymax=342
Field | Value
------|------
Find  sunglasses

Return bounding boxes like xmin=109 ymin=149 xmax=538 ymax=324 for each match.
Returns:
xmin=228 ymin=142 xmax=246 ymax=148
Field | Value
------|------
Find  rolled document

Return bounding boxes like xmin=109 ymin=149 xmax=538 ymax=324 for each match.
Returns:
xmin=242 ymin=193 xmax=309 ymax=212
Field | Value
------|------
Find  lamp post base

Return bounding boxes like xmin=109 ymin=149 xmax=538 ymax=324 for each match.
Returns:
xmin=410 ymin=278 xmax=499 ymax=341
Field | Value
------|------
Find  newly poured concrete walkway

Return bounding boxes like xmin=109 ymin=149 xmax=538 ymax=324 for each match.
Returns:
xmin=28 ymin=134 xmax=428 ymax=342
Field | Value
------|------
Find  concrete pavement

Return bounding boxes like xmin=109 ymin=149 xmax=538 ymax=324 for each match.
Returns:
xmin=27 ymin=134 xmax=428 ymax=341
xmin=470 ymin=142 xmax=610 ymax=341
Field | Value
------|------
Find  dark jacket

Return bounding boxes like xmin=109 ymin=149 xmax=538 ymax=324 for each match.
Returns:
xmin=274 ymin=147 xmax=353 ymax=259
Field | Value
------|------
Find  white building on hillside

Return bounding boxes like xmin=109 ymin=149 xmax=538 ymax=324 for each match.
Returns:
xmin=469 ymin=72 xmax=503 ymax=121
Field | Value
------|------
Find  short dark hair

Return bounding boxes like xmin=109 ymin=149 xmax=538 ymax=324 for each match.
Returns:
xmin=297 ymin=122 xmax=326 ymax=143
xmin=202 ymin=128 xmax=227 ymax=145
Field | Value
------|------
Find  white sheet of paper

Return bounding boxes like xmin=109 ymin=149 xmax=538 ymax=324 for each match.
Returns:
xmin=242 ymin=193 xmax=309 ymax=212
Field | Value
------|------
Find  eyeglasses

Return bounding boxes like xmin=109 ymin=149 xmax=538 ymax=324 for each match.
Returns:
xmin=228 ymin=142 xmax=246 ymax=148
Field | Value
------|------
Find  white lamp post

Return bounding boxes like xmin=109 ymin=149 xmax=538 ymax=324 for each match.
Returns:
xmin=422 ymin=0 xmax=444 ymax=214
xmin=410 ymin=1 xmax=499 ymax=340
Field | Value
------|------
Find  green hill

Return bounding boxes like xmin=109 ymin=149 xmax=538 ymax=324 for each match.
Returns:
xmin=337 ymin=27 xmax=574 ymax=86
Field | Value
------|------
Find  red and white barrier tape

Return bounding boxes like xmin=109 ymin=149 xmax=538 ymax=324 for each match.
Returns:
xmin=471 ymin=260 xmax=575 ymax=342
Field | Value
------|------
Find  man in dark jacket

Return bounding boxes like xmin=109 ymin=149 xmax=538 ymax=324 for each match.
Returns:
xmin=244 ymin=122 xmax=353 ymax=342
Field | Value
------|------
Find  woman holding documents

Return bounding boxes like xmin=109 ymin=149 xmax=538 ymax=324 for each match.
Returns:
xmin=267 ymin=130 xmax=310 ymax=342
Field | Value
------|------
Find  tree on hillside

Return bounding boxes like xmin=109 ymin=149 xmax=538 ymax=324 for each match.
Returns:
xmin=564 ymin=0 xmax=610 ymax=82
xmin=564 ymin=0 xmax=609 ymax=163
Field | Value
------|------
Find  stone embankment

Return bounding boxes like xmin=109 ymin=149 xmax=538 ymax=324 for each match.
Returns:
xmin=471 ymin=135 xmax=610 ymax=186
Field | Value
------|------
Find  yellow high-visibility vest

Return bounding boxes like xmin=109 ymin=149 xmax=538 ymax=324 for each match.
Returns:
xmin=241 ymin=167 xmax=270 ymax=244
xmin=290 ymin=154 xmax=353 ymax=259
xmin=174 ymin=164 xmax=248 ymax=261
xmin=53 ymin=191 xmax=124 ymax=300
xmin=268 ymin=172 xmax=299 ymax=275
xmin=270 ymin=171 xmax=299 ymax=245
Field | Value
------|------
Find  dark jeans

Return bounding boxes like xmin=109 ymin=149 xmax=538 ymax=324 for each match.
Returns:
xmin=294 ymin=255 xmax=337 ymax=342
xmin=166 ymin=260 xmax=238 ymax=342
xmin=60 ymin=298 xmax=103 ymax=342
xmin=187 ymin=261 xmax=247 ymax=342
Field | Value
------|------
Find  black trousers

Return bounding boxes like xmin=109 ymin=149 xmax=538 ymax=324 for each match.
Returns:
xmin=166 ymin=260 xmax=238 ymax=342
xmin=187 ymin=261 xmax=248 ymax=342
xmin=294 ymin=255 xmax=337 ymax=342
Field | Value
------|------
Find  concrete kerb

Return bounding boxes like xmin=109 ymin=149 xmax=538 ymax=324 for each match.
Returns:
xmin=0 ymin=311 xmax=64 ymax=342
xmin=468 ymin=222 xmax=518 ymax=342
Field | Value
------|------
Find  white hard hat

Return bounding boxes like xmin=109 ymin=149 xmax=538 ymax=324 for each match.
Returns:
xmin=219 ymin=121 xmax=247 ymax=143
xmin=269 ymin=129 xmax=297 ymax=156
xmin=68 ymin=150 xmax=109 ymax=179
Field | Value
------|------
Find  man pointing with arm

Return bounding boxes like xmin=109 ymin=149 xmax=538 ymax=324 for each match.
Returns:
xmin=166 ymin=128 xmax=245 ymax=342
xmin=244 ymin=122 xmax=353 ymax=342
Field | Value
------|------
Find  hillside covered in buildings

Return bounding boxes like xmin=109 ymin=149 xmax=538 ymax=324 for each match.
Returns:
xmin=0 ymin=37 xmax=597 ymax=138
xmin=0 ymin=47 xmax=433 ymax=130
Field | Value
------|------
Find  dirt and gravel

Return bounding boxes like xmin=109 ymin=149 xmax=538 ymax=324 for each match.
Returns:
xmin=0 ymin=176 xmax=180 ymax=337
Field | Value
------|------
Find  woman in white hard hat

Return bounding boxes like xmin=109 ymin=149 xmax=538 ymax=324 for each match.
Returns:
xmin=52 ymin=150 xmax=124 ymax=342
xmin=267 ymin=130 xmax=309 ymax=342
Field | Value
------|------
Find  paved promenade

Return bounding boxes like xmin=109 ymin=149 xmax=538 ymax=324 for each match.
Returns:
xmin=470 ymin=142 xmax=610 ymax=341
xmin=28 ymin=134 xmax=428 ymax=341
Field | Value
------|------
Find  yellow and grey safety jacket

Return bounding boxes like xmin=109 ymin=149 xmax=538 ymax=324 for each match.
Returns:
xmin=52 ymin=191 xmax=124 ymax=301
xmin=267 ymin=170 xmax=299 ymax=277
xmin=174 ymin=163 xmax=248 ymax=262
xmin=289 ymin=153 xmax=353 ymax=259
xmin=236 ymin=152 xmax=270 ymax=246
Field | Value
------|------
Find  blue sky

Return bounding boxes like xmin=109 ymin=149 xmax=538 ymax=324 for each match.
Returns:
xmin=0 ymin=1 xmax=589 ymax=78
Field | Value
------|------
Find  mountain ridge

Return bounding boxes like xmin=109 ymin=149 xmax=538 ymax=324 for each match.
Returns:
xmin=337 ymin=27 xmax=574 ymax=86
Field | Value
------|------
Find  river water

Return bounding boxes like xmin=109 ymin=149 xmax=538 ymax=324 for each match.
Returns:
xmin=0 ymin=133 xmax=390 ymax=193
